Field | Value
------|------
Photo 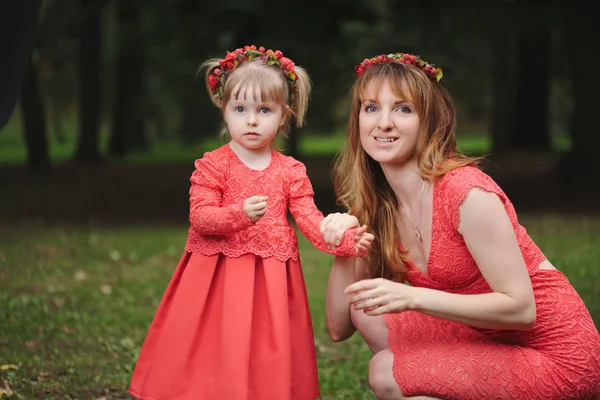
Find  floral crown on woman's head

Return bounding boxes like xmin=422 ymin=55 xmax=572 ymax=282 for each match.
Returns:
xmin=354 ymin=53 xmax=443 ymax=83
xmin=207 ymin=45 xmax=298 ymax=103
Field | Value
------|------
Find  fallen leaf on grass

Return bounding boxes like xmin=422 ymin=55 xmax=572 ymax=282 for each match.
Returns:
xmin=25 ymin=341 xmax=37 ymax=349
xmin=0 ymin=381 xmax=14 ymax=398
xmin=36 ymin=371 xmax=51 ymax=381
xmin=0 ymin=365 xmax=18 ymax=371
xmin=74 ymin=270 xmax=87 ymax=281
xmin=100 ymin=285 xmax=112 ymax=295
xmin=109 ymin=250 xmax=122 ymax=262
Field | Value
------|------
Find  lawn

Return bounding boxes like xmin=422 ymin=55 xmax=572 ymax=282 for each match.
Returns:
xmin=1 ymin=216 xmax=599 ymax=399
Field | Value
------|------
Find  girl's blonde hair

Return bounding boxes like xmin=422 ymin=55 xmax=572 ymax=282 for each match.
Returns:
xmin=333 ymin=61 xmax=481 ymax=281
xmin=200 ymin=56 xmax=311 ymax=137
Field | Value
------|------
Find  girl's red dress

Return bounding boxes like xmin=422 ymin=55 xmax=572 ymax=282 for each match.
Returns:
xmin=386 ymin=166 xmax=600 ymax=399
xmin=129 ymin=144 xmax=358 ymax=400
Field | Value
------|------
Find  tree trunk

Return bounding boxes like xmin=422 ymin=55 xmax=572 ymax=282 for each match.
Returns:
xmin=512 ymin=13 xmax=552 ymax=151
xmin=489 ymin=1 xmax=518 ymax=153
xmin=0 ymin=0 xmax=42 ymax=130
xmin=20 ymin=57 xmax=50 ymax=168
xmin=73 ymin=0 xmax=103 ymax=164
xmin=558 ymin=1 xmax=600 ymax=182
xmin=109 ymin=1 xmax=146 ymax=157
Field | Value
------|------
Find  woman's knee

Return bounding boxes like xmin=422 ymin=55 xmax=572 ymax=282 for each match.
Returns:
xmin=350 ymin=307 xmax=389 ymax=353
xmin=368 ymin=349 xmax=403 ymax=399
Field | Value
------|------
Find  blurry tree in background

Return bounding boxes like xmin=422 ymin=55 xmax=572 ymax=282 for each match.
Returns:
xmin=1 ymin=0 xmax=599 ymax=178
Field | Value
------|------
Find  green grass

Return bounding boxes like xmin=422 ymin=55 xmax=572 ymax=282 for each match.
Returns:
xmin=1 ymin=215 xmax=599 ymax=399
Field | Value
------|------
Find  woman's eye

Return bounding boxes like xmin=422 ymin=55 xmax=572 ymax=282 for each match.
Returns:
xmin=364 ymin=105 xmax=377 ymax=113
xmin=398 ymin=105 xmax=411 ymax=113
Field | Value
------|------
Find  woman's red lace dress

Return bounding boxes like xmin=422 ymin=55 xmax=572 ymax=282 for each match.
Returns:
xmin=129 ymin=144 xmax=359 ymax=400
xmin=386 ymin=166 xmax=600 ymax=399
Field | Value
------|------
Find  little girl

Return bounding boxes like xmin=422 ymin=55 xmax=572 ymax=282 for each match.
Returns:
xmin=128 ymin=45 xmax=374 ymax=400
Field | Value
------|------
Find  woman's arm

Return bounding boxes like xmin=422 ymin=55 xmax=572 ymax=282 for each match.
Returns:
xmin=326 ymin=256 xmax=361 ymax=341
xmin=347 ymin=188 xmax=537 ymax=330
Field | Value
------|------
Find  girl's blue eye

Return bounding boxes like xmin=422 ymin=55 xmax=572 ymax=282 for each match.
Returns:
xmin=260 ymin=107 xmax=270 ymax=114
xmin=235 ymin=106 xmax=244 ymax=113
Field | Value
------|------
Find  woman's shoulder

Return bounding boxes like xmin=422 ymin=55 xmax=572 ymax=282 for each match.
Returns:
xmin=438 ymin=164 xmax=497 ymax=191
xmin=437 ymin=164 xmax=508 ymax=205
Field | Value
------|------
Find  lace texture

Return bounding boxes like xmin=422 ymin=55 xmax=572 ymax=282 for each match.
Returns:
xmin=185 ymin=144 xmax=358 ymax=261
xmin=386 ymin=166 xmax=600 ymax=399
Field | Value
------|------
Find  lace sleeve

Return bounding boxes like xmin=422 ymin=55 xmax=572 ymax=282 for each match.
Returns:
xmin=189 ymin=156 xmax=254 ymax=235
xmin=287 ymin=160 xmax=358 ymax=256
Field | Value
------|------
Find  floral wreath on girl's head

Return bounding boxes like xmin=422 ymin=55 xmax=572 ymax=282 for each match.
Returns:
xmin=354 ymin=53 xmax=443 ymax=83
xmin=208 ymin=45 xmax=298 ymax=107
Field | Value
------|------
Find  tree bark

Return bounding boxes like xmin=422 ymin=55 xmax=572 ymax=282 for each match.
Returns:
xmin=489 ymin=1 xmax=518 ymax=153
xmin=20 ymin=57 xmax=50 ymax=168
xmin=512 ymin=17 xmax=552 ymax=152
xmin=73 ymin=0 xmax=103 ymax=164
xmin=558 ymin=1 xmax=600 ymax=182
xmin=109 ymin=1 xmax=146 ymax=157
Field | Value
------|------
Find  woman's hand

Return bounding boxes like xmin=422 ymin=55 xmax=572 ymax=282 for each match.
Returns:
xmin=344 ymin=278 xmax=416 ymax=316
xmin=320 ymin=212 xmax=360 ymax=248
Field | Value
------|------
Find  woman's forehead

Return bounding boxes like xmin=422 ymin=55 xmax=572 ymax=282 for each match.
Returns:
xmin=360 ymin=78 xmax=412 ymax=102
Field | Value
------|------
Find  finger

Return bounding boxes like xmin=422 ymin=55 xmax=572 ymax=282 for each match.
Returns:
xmin=344 ymin=279 xmax=378 ymax=294
xmin=348 ymin=289 xmax=379 ymax=305
xmin=364 ymin=304 xmax=387 ymax=316
xmin=249 ymin=195 xmax=269 ymax=204
xmin=355 ymin=224 xmax=368 ymax=237
xmin=325 ymin=222 xmax=337 ymax=247
xmin=320 ymin=218 xmax=329 ymax=236
xmin=252 ymin=201 xmax=268 ymax=210
xmin=351 ymin=294 xmax=379 ymax=310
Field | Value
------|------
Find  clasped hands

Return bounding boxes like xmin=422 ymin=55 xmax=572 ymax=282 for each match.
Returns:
xmin=320 ymin=212 xmax=374 ymax=255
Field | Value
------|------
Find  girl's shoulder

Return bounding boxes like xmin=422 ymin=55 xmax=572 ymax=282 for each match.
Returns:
xmin=274 ymin=151 xmax=305 ymax=170
xmin=194 ymin=144 xmax=233 ymax=170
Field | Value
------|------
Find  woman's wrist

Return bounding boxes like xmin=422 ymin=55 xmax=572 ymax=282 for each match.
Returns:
xmin=407 ymin=285 xmax=423 ymax=311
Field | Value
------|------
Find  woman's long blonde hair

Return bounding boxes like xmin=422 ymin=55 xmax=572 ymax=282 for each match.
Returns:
xmin=199 ymin=57 xmax=311 ymax=137
xmin=333 ymin=61 xmax=481 ymax=281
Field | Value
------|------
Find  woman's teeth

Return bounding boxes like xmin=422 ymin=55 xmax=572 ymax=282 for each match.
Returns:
xmin=376 ymin=137 xmax=396 ymax=143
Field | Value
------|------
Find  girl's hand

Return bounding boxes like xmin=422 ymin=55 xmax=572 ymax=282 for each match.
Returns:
xmin=243 ymin=196 xmax=268 ymax=222
xmin=354 ymin=225 xmax=374 ymax=256
xmin=320 ymin=212 xmax=360 ymax=248
xmin=344 ymin=278 xmax=416 ymax=316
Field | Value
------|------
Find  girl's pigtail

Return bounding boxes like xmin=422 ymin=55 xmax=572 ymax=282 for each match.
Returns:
xmin=198 ymin=59 xmax=222 ymax=108
xmin=291 ymin=66 xmax=311 ymax=128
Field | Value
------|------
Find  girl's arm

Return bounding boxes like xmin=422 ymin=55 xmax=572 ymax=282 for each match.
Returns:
xmin=288 ymin=162 xmax=361 ymax=256
xmin=347 ymin=188 xmax=536 ymax=330
xmin=189 ymin=158 xmax=254 ymax=235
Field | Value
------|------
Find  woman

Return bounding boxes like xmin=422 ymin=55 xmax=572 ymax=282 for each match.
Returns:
xmin=321 ymin=52 xmax=600 ymax=399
